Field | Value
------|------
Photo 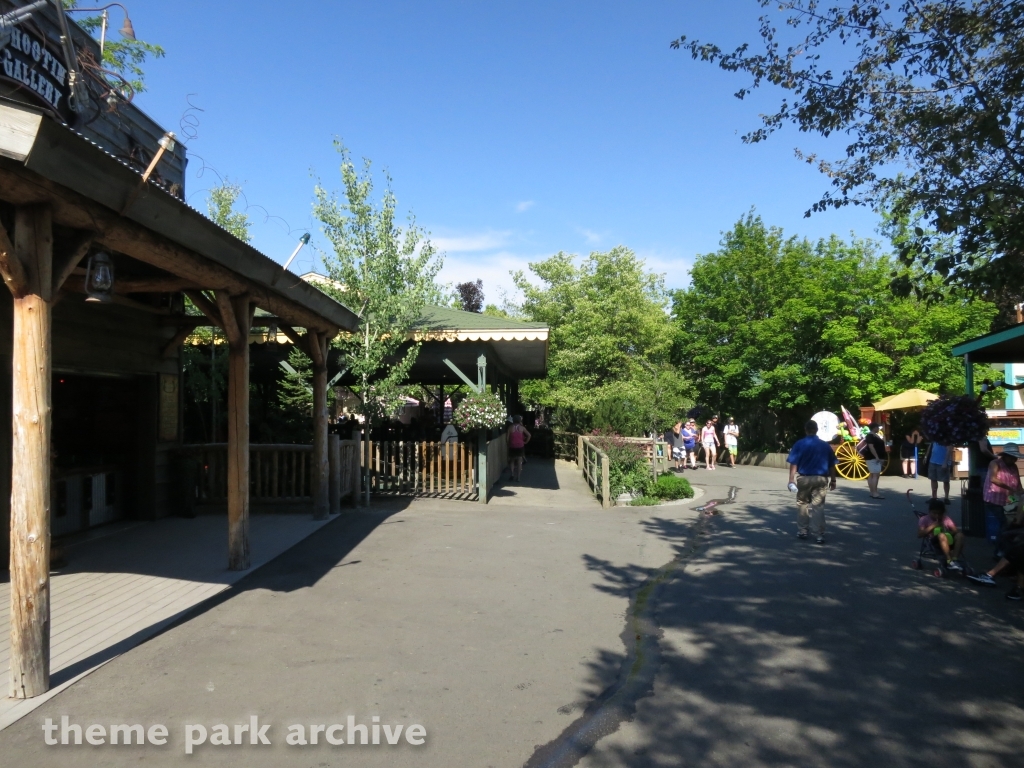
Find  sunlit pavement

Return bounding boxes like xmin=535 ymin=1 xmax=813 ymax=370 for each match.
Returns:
xmin=1 ymin=462 xmax=1022 ymax=767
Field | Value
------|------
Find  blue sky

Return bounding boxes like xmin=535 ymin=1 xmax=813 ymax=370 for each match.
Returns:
xmin=116 ymin=0 xmax=883 ymax=303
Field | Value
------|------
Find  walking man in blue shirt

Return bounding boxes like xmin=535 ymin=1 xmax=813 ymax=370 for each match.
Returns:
xmin=787 ymin=420 xmax=839 ymax=544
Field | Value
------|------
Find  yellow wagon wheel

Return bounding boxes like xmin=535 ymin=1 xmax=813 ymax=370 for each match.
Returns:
xmin=834 ymin=441 xmax=870 ymax=481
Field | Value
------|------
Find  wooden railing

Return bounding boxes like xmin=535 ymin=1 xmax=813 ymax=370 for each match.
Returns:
xmin=580 ymin=436 xmax=611 ymax=509
xmin=365 ymin=440 xmax=477 ymax=499
xmin=552 ymin=431 xmax=578 ymax=462
xmin=183 ymin=444 xmax=315 ymax=502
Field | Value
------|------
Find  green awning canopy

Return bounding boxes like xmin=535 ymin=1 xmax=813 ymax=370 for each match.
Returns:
xmin=951 ymin=324 xmax=1024 ymax=364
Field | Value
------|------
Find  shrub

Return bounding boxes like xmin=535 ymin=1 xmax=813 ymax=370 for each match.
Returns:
xmin=590 ymin=433 xmax=654 ymax=497
xmin=651 ymin=472 xmax=694 ymax=500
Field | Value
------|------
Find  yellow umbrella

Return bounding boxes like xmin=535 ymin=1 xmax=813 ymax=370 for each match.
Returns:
xmin=872 ymin=388 xmax=938 ymax=412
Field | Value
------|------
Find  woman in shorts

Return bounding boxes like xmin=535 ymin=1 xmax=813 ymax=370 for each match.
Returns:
xmin=700 ymin=420 xmax=720 ymax=470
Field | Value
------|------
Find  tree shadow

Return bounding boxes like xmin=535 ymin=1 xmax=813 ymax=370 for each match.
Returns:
xmin=555 ymin=490 xmax=1024 ymax=768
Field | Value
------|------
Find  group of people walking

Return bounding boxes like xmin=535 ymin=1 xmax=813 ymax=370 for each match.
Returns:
xmin=664 ymin=416 xmax=740 ymax=471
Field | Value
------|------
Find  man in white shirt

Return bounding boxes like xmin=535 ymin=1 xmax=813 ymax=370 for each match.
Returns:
xmin=723 ymin=418 xmax=740 ymax=468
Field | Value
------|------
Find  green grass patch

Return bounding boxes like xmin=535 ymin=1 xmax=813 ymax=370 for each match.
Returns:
xmin=630 ymin=496 xmax=661 ymax=506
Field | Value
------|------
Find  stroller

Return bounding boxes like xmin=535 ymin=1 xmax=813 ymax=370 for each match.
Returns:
xmin=908 ymin=490 xmax=974 ymax=578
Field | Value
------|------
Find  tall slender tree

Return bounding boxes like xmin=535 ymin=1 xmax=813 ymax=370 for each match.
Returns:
xmin=313 ymin=141 xmax=443 ymax=424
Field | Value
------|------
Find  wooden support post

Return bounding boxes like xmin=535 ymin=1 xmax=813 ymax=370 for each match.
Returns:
xmin=220 ymin=292 xmax=252 ymax=571
xmin=353 ymin=429 xmax=362 ymax=507
xmin=8 ymin=205 xmax=53 ymax=699
xmin=478 ymin=430 xmax=488 ymax=504
xmin=310 ymin=332 xmax=329 ymax=520
xmin=329 ymin=433 xmax=341 ymax=514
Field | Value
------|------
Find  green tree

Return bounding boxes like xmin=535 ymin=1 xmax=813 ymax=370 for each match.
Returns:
xmin=207 ymin=182 xmax=251 ymax=242
xmin=672 ymin=0 xmax=1024 ymax=300
xmin=514 ymin=247 xmax=691 ymax=434
xmin=313 ymin=141 xmax=443 ymax=424
xmin=66 ymin=1 xmax=165 ymax=93
xmin=674 ymin=214 xmax=997 ymax=449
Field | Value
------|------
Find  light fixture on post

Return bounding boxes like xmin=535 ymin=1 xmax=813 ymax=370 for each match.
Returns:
xmin=140 ymin=131 xmax=176 ymax=183
xmin=271 ymin=233 xmax=312 ymax=286
xmin=64 ymin=3 xmax=136 ymax=56
xmin=84 ymin=251 xmax=115 ymax=302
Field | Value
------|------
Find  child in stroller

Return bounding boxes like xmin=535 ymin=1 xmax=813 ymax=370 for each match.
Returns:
xmin=914 ymin=496 xmax=969 ymax=576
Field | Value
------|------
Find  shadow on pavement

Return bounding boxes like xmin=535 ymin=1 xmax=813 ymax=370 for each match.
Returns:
xmin=558 ymin=481 xmax=1024 ymax=768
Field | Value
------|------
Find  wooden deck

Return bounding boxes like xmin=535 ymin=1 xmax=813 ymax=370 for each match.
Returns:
xmin=0 ymin=513 xmax=335 ymax=730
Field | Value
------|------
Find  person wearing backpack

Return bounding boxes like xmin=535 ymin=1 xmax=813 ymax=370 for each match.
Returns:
xmin=507 ymin=415 xmax=532 ymax=482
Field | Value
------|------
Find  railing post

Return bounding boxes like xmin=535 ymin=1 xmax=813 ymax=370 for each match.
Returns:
xmin=602 ymin=451 xmax=611 ymax=509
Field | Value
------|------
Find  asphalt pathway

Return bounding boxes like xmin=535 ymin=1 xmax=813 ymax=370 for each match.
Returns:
xmin=1 ymin=462 xmax=1022 ymax=768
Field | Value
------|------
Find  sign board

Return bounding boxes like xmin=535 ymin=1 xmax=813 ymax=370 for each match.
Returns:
xmin=0 ymin=3 xmax=72 ymax=119
xmin=988 ymin=427 xmax=1024 ymax=446
xmin=811 ymin=411 xmax=839 ymax=442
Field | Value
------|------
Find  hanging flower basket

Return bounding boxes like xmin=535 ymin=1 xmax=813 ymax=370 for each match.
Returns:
xmin=452 ymin=390 xmax=507 ymax=432
xmin=919 ymin=394 xmax=989 ymax=445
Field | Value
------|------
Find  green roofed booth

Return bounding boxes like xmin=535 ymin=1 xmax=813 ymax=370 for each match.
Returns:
xmin=951 ymin=323 xmax=1024 ymax=536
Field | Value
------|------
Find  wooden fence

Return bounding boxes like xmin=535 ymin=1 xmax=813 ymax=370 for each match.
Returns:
xmin=181 ymin=441 xmax=359 ymax=509
xmin=580 ymin=436 xmax=611 ymax=508
xmin=365 ymin=440 xmax=477 ymax=500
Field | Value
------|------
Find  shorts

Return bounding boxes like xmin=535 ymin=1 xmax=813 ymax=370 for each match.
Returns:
xmin=672 ymin=446 xmax=684 ymax=460
xmin=702 ymin=441 xmax=715 ymax=451
xmin=509 ymin=448 xmax=525 ymax=460
xmin=927 ymin=463 xmax=950 ymax=483
xmin=932 ymin=530 xmax=954 ymax=548
xmin=900 ymin=444 xmax=917 ymax=459
xmin=727 ymin=445 xmax=738 ymax=456
xmin=683 ymin=444 xmax=695 ymax=454
xmin=865 ymin=459 xmax=883 ymax=474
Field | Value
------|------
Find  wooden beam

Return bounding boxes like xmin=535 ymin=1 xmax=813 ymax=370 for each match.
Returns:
xmin=0 ymin=220 xmax=29 ymax=297
xmin=214 ymin=291 xmax=244 ymax=347
xmin=9 ymin=204 xmax=53 ymax=698
xmin=226 ymin=295 xmax=252 ymax=570
xmin=308 ymin=329 xmax=325 ymax=370
xmin=161 ymin=325 xmax=196 ymax=358
xmin=0 ymin=161 xmax=341 ymax=333
xmin=115 ymin=276 xmax=200 ymax=293
xmin=50 ymin=230 xmax=94 ymax=295
xmin=59 ymin=277 xmax=173 ymax=314
xmin=160 ymin=315 xmax=284 ymax=328
xmin=184 ymin=290 xmax=222 ymax=329
xmin=15 ymin=205 xmax=52 ymax=301
xmin=278 ymin=323 xmax=305 ymax=349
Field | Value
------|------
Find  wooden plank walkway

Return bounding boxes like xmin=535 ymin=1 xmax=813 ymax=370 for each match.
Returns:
xmin=0 ymin=513 xmax=335 ymax=731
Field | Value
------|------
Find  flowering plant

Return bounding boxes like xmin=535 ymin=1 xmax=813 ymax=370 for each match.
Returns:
xmin=919 ymin=394 xmax=989 ymax=445
xmin=452 ymin=390 xmax=507 ymax=431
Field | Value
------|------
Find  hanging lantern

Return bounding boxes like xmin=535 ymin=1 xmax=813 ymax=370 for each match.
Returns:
xmin=84 ymin=252 xmax=115 ymax=303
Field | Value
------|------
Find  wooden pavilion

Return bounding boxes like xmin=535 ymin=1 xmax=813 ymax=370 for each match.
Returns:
xmin=0 ymin=1 xmax=359 ymax=699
